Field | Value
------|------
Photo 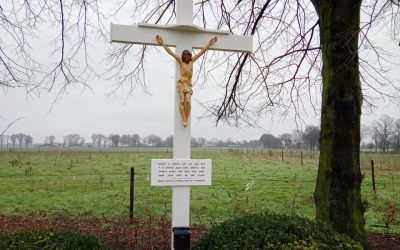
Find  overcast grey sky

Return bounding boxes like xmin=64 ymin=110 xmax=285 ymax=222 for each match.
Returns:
xmin=1 ymin=49 xmax=398 ymax=144
xmin=1 ymin=2 xmax=399 ymax=144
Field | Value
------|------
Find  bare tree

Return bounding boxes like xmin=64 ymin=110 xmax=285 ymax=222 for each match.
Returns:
xmin=143 ymin=134 xmax=162 ymax=147
xmin=291 ymin=130 xmax=304 ymax=149
xmin=279 ymin=133 xmax=292 ymax=149
xmin=48 ymin=135 xmax=56 ymax=145
xmin=121 ymin=134 xmax=130 ymax=147
xmin=394 ymin=119 xmax=400 ymax=152
xmin=371 ymin=115 xmax=395 ymax=152
xmin=367 ymin=142 xmax=374 ymax=152
xmin=79 ymin=137 xmax=85 ymax=146
xmin=191 ymin=137 xmax=199 ymax=147
xmin=360 ymin=124 xmax=367 ymax=145
xmin=302 ymin=125 xmax=320 ymax=151
xmin=91 ymin=134 xmax=105 ymax=147
xmin=94 ymin=134 xmax=100 ymax=147
xmin=102 ymin=135 xmax=109 ymax=148
xmin=109 ymin=134 xmax=120 ymax=147
xmin=131 ymin=134 xmax=141 ymax=147
xmin=10 ymin=134 xmax=17 ymax=148
xmin=91 ymin=134 xmax=98 ymax=147
xmin=368 ymin=125 xmax=379 ymax=152
xmin=15 ymin=133 xmax=26 ymax=148
xmin=141 ymin=136 xmax=148 ymax=146
xmin=197 ymin=137 xmax=206 ymax=147
xmin=259 ymin=133 xmax=281 ymax=149
xmin=64 ymin=134 xmax=84 ymax=147
xmin=25 ymin=135 xmax=33 ymax=148
xmin=0 ymin=135 xmax=4 ymax=148
xmin=165 ymin=135 xmax=173 ymax=147
xmin=5 ymin=135 xmax=10 ymax=148
xmin=63 ymin=136 xmax=68 ymax=147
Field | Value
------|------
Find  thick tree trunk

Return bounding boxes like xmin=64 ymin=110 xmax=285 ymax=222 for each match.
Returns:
xmin=311 ymin=0 xmax=367 ymax=246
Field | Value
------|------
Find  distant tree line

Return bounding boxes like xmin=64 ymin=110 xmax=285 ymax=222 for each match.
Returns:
xmin=1 ymin=115 xmax=399 ymax=152
xmin=0 ymin=128 xmax=319 ymax=150
xmin=0 ymin=133 xmax=32 ymax=148
xmin=259 ymin=125 xmax=320 ymax=151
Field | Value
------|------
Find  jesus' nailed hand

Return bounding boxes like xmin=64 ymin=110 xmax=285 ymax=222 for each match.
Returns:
xmin=156 ymin=35 xmax=217 ymax=127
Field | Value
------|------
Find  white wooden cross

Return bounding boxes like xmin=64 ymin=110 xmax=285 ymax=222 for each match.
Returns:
xmin=111 ymin=0 xmax=252 ymax=248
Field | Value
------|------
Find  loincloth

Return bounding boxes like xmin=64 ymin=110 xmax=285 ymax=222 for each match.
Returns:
xmin=177 ymin=80 xmax=193 ymax=95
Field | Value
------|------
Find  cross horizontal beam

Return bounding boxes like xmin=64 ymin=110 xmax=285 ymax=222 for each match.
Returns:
xmin=111 ymin=23 xmax=253 ymax=53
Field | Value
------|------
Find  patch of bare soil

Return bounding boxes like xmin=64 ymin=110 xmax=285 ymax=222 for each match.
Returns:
xmin=0 ymin=215 xmax=398 ymax=249
xmin=368 ymin=233 xmax=400 ymax=250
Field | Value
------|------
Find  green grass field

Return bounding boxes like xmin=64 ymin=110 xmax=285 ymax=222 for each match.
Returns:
xmin=0 ymin=149 xmax=399 ymax=233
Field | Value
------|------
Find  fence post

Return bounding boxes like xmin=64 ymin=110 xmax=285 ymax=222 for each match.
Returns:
xmin=130 ymin=167 xmax=135 ymax=224
xmin=371 ymin=160 xmax=376 ymax=193
xmin=301 ymin=151 xmax=303 ymax=166
xmin=281 ymin=150 xmax=284 ymax=161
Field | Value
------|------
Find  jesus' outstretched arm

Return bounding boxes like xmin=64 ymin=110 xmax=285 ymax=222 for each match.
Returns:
xmin=156 ymin=35 xmax=181 ymax=62
xmin=192 ymin=37 xmax=217 ymax=61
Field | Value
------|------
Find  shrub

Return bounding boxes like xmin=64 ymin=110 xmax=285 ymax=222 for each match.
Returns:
xmin=191 ymin=213 xmax=363 ymax=250
xmin=0 ymin=230 xmax=110 ymax=250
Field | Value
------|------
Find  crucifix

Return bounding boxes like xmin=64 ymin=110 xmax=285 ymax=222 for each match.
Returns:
xmin=111 ymin=0 xmax=252 ymax=248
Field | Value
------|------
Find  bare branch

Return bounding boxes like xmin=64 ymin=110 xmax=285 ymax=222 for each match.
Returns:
xmin=1 ymin=0 xmax=399 ymax=126
xmin=0 ymin=117 xmax=25 ymax=137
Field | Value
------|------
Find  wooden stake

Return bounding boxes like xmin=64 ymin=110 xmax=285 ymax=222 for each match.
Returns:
xmin=301 ymin=151 xmax=303 ymax=166
xmin=371 ymin=160 xmax=376 ymax=193
xmin=130 ymin=167 xmax=135 ymax=224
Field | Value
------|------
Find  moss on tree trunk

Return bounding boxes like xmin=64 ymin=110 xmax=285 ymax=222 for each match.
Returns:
xmin=311 ymin=0 xmax=367 ymax=246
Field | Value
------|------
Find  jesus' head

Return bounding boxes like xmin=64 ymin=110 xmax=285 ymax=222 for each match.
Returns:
xmin=182 ymin=50 xmax=192 ymax=63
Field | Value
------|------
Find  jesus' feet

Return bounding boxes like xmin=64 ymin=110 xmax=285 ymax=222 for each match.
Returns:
xmin=183 ymin=120 xmax=188 ymax=127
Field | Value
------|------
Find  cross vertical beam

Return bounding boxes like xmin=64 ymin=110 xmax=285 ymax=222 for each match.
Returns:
xmin=176 ymin=0 xmax=193 ymax=25
xmin=172 ymin=41 xmax=191 ymax=229
xmin=172 ymin=2 xmax=193 ymax=248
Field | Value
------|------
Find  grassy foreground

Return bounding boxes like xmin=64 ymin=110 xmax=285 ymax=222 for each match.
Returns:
xmin=0 ymin=149 xmax=399 ymax=233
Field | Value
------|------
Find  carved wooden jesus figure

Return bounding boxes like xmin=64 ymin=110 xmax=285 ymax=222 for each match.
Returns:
xmin=156 ymin=35 xmax=217 ymax=127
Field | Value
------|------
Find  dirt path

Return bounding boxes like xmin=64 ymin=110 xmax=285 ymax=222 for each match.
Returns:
xmin=0 ymin=215 xmax=398 ymax=249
